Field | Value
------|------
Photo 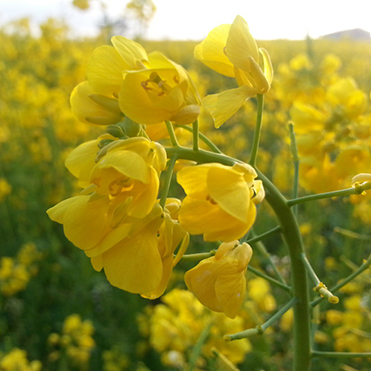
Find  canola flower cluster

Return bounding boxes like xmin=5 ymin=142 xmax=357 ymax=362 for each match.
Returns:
xmin=137 ymin=288 xmax=251 ymax=370
xmin=47 ymin=15 xmax=270 ymax=319
xmin=138 ymin=279 xmax=278 ymax=369
xmin=47 ymin=314 xmax=96 ymax=370
xmin=0 ymin=348 xmax=42 ymax=371
xmin=0 ymin=243 xmax=42 ymax=296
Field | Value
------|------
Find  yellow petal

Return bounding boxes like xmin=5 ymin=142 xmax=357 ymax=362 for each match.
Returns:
xmin=90 ymin=255 xmax=103 ymax=271
xmin=63 ymin=195 xmax=110 ymax=250
xmin=126 ymin=167 xmax=159 ymax=218
xmin=215 ymin=273 xmax=246 ymax=318
xmin=65 ymin=140 xmax=99 ymax=187
xmin=102 ymin=227 xmax=162 ymax=294
xmin=225 ymin=15 xmax=259 ymax=70
xmin=202 ymin=86 xmax=257 ymax=128
xmin=93 ymin=150 xmax=150 ymax=184
xmin=260 ymin=48 xmax=274 ymax=86
xmin=111 ymin=36 xmax=148 ymax=69
xmin=179 ymin=196 xmax=256 ymax=242
xmin=70 ymin=81 xmax=123 ymax=126
xmin=177 ymin=164 xmax=209 ymax=199
xmin=47 ymin=196 xmax=80 ymax=224
xmin=119 ymin=72 xmax=172 ymax=125
xmin=84 ymin=223 xmax=131 ymax=258
xmin=207 ymin=165 xmax=250 ymax=222
xmin=87 ymin=45 xmax=129 ymax=96
xmin=184 ymin=259 xmax=223 ymax=312
xmin=194 ymin=24 xmax=235 ymax=77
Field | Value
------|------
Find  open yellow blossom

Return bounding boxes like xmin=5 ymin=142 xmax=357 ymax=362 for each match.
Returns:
xmin=85 ymin=36 xmax=200 ymax=126
xmin=185 ymin=241 xmax=253 ymax=318
xmin=47 ymin=137 xmax=166 ymax=249
xmin=177 ymin=162 xmax=264 ymax=242
xmin=195 ymin=15 xmax=273 ymax=127
xmin=119 ymin=51 xmax=201 ymax=125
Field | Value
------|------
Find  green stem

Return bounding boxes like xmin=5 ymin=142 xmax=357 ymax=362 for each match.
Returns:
xmin=249 ymin=94 xmax=264 ymax=167
xmin=165 ymin=147 xmax=237 ymax=166
xmin=248 ymin=227 xmax=287 ymax=285
xmin=334 ymin=227 xmax=371 ymax=241
xmin=180 ymin=250 xmax=216 ymax=262
xmin=165 ymin=120 xmax=180 ymax=147
xmin=174 ymin=124 xmax=223 ymax=153
xmin=159 ymin=155 xmax=177 ymax=208
xmin=192 ymin=120 xmax=199 ymax=151
xmin=257 ymin=170 xmax=312 ymax=371
xmin=287 ymin=182 xmax=371 ymax=207
xmin=188 ymin=320 xmax=212 ymax=371
xmin=247 ymin=265 xmax=291 ymax=293
xmin=246 ymin=226 xmax=281 ymax=244
xmin=224 ymin=297 xmax=297 ymax=341
xmin=301 ymin=253 xmax=339 ymax=303
xmin=311 ymin=253 xmax=371 ymax=307
xmin=311 ymin=351 xmax=371 ymax=359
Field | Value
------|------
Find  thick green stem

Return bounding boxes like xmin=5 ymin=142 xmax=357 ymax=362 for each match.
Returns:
xmin=257 ymin=170 xmax=312 ymax=371
xmin=249 ymin=94 xmax=264 ymax=167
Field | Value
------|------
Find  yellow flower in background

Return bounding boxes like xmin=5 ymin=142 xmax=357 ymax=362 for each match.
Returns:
xmin=0 ymin=177 xmax=12 ymax=202
xmin=72 ymin=0 xmax=90 ymax=10
xmin=185 ymin=241 xmax=253 ymax=318
xmin=326 ymin=78 xmax=367 ymax=119
xmin=195 ymin=15 xmax=273 ymax=128
xmin=177 ymin=162 xmax=264 ymax=242
xmin=0 ymin=348 xmax=42 ymax=371
xmin=119 ymin=51 xmax=201 ymax=125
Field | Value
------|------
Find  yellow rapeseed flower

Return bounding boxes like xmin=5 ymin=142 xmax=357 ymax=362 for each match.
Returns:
xmin=194 ymin=15 xmax=273 ymax=128
xmin=185 ymin=241 xmax=253 ymax=318
xmin=119 ymin=51 xmax=201 ymax=125
xmin=177 ymin=162 xmax=264 ymax=242
xmin=86 ymin=201 xmax=189 ymax=298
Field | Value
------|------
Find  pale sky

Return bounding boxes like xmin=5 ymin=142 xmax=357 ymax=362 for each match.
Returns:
xmin=1 ymin=0 xmax=370 ymax=40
